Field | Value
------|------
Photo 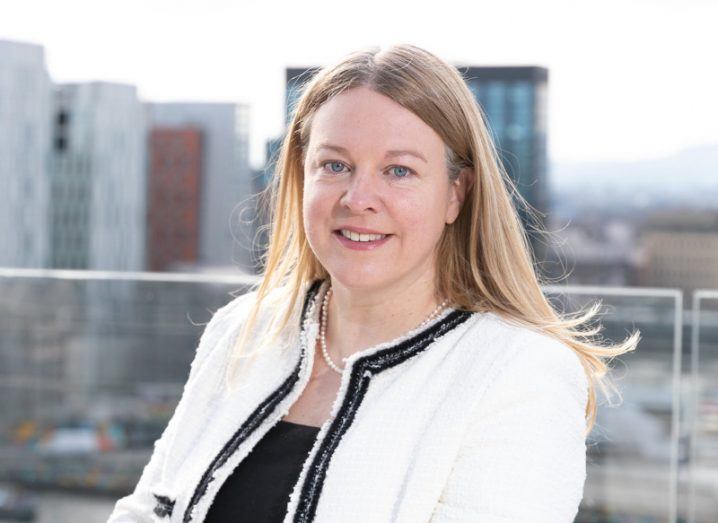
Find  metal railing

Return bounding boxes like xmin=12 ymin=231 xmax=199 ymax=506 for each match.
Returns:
xmin=688 ymin=290 xmax=718 ymax=523
xmin=0 ymin=269 xmax=715 ymax=522
xmin=544 ymin=285 xmax=684 ymax=523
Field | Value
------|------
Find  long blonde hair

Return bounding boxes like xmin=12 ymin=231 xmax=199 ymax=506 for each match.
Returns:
xmin=227 ymin=44 xmax=639 ymax=435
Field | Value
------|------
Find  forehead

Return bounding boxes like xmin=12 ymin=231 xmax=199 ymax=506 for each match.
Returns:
xmin=307 ymin=86 xmax=445 ymax=159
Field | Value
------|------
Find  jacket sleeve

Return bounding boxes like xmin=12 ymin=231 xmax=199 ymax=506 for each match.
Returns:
xmin=430 ymin=336 xmax=589 ymax=523
xmin=107 ymin=291 xmax=255 ymax=522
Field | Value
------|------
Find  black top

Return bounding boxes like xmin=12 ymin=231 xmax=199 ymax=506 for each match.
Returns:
xmin=204 ymin=420 xmax=320 ymax=523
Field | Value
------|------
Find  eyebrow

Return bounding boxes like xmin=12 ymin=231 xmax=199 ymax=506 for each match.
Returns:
xmin=315 ymin=143 xmax=428 ymax=164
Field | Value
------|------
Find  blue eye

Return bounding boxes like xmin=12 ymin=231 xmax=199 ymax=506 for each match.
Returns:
xmin=389 ymin=166 xmax=412 ymax=178
xmin=323 ymin=161 xmax=348 ymax=174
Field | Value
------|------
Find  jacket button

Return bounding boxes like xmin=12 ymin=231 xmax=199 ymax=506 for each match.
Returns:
xmin=152 ymin=494 xmax=175 ymax=518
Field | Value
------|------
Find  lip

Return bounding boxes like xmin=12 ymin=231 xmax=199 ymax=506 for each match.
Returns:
xmin=333 ymin=230 xmax=393 ymax=251
xmin=334 ymin=226 xmax=389 ymax=235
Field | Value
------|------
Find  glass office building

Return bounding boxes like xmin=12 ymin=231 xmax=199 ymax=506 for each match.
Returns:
xmin=461 ymin=66 xmax=549 ymax=260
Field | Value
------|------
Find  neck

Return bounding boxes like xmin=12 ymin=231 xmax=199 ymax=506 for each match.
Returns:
xmin=322 ymin=271 xmax=446 ymax=363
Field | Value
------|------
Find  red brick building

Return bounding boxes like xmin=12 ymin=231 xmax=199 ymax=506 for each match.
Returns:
xmin=147 ymin=127 xmax=202 ymax=271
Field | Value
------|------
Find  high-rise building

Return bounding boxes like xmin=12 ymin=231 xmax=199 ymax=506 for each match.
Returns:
xmin=0 ymin=40 xmax=52 ymax=268
xmin=146 ymin=103 xmax=254 ymax=273
xmin=50 ymin=82 xmax=147 ymax=271
xmin=460 ymin=66 xmax=549 ymax=258
xmin=146 ymin=127 xmax=203 ymax=272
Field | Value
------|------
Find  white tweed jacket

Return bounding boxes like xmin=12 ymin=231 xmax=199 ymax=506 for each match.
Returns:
xmin=108 ymin=279 xmax=589 ymax=523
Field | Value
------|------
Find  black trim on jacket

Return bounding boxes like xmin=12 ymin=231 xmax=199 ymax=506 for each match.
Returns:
xmin=181 ymin=280 xmax=323 ymax=522
xmin=292 ymin=307 xmax=472 ymax=522
xmin=180 ymin=279 xmax=472 ymax=522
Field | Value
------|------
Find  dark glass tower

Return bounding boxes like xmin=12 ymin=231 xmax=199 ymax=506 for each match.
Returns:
xmin=461 ymin=66 xmax=549 ymax=261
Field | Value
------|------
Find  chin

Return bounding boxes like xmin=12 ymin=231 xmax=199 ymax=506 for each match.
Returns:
xmin=325 ymin=267 xmax=399 ymax=292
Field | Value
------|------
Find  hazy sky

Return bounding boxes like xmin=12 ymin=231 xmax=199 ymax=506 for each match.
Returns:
xmin=1 ymin=0 xmax=716 ymax=168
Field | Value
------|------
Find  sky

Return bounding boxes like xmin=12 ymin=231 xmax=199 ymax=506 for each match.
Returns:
xmin=1 ymin=0 xmax=716 ymax=169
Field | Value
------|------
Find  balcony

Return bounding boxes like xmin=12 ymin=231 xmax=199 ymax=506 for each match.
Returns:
xmin=0 ymin=268 xmax=716 ymax=522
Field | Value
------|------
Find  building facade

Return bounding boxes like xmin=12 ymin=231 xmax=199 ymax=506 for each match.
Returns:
xmin=146 ymin=127 xmax=203 ymax=272
xmin=146 ymin=103 xmax=254 ymax=273
xmin=51 ymin=82 xmax=147 ymax=271
xmin=0 ymin=40 xmax=52 ymax=268
xmin=638 ymin=210 xmax=718 ymax=307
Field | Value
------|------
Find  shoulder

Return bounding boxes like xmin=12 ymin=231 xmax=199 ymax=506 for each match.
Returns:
xmin=201 ymin=288 xmax=260 ymax=341
xmin=187 ymin=288 xmax=260 ymax=381
xmin=442 ymin=312 xmax=589 ymax=522
xmin=464 ymin=311 xmax=589 ymax=409
xmin=190 ymin=283 xmax=312 ymax=375
xmin=200 ymin=282 xmax=301 ymax=338
xmin=473 ymin=311 xmax=585 ymax=374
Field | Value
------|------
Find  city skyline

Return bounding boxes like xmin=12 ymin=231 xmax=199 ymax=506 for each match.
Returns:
xmin=1 ymin=0 xmax=716 ymax=169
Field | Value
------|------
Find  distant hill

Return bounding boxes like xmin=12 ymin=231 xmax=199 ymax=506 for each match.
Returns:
xmin=549 ymin=144 xmax=718 ymax=213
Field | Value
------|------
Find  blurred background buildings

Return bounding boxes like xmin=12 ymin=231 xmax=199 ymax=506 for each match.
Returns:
xmin=0 ymin=40 xmax=255 ymax=277
xmin=2 ymin=37 xmax=717 ymax=299
xmin=145 ymin=102 xmax=253 ymax=272
xmin=51 ymin=82 xmax=147 ymax=271
xmin=0 ymin=40 xmax=52 ymax=269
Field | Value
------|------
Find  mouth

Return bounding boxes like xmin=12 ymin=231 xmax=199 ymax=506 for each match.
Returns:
xmin=334 ymin=229 xmax=389 ymax=242
xmin=332 ymin=229 xmax=393 ymax=249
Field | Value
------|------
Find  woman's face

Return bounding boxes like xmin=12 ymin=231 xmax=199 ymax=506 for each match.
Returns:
xmin=302 ymin=86 xmax=466 ymax=293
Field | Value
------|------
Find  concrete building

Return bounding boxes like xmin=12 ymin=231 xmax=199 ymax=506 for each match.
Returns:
xmin=0 ymin=40 xmax=52 ymax=268
xmin=50 ymin=82 xmax=147 ymax=271
xmin=637 ymin=210 xmax=718 ymax=306
xmin=146 ymin=127 xmax=203 ymax=272
xmin=146 ymin=103 xmax=254 ymax=273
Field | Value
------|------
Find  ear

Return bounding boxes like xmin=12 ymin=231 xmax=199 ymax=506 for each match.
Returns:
xmin=445 ymin=167 xmax=474 ymax=225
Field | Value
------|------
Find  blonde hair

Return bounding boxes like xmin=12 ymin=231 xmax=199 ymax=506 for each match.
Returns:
xmin=227 ymin=44 xmax=639 ymax=435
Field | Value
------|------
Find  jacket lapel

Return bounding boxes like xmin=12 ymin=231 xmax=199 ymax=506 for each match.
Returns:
xmin=177 ymin=279 xmax=324 ymax=522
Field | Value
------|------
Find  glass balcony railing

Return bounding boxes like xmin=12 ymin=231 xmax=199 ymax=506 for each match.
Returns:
xmin=687 ymin=291 xmax=718 ymax=523
xmin=0 ymin=268 xmax=258 ymax=521
xmin=0 ymin=269 xmax=715 ymax=522
xmin=543 ymin=285 xmax=685 ymax=523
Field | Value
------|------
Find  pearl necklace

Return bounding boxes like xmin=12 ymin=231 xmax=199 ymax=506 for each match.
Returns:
xmin=319 ymin=286 xmax=450 ymax=374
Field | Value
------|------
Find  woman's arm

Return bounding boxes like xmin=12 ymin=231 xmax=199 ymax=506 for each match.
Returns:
xmin=107 ymin=290 xmax=255 ymax=522
xmin=431 ymin=336 xmax=589 ymax=523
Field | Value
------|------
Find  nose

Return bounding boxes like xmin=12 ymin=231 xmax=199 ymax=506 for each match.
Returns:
xmin=339 ymin=168 xmax=380 ymax=213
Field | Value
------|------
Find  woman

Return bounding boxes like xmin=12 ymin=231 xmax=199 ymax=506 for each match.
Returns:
xmin=109 ymin=44 xmax=638 ymax=522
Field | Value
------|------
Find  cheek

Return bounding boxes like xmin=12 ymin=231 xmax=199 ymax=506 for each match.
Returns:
xmin=303 ymin=182 xmax=332 ymax=238
xmin=393 ymin=192 xmax=447 ymax=236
